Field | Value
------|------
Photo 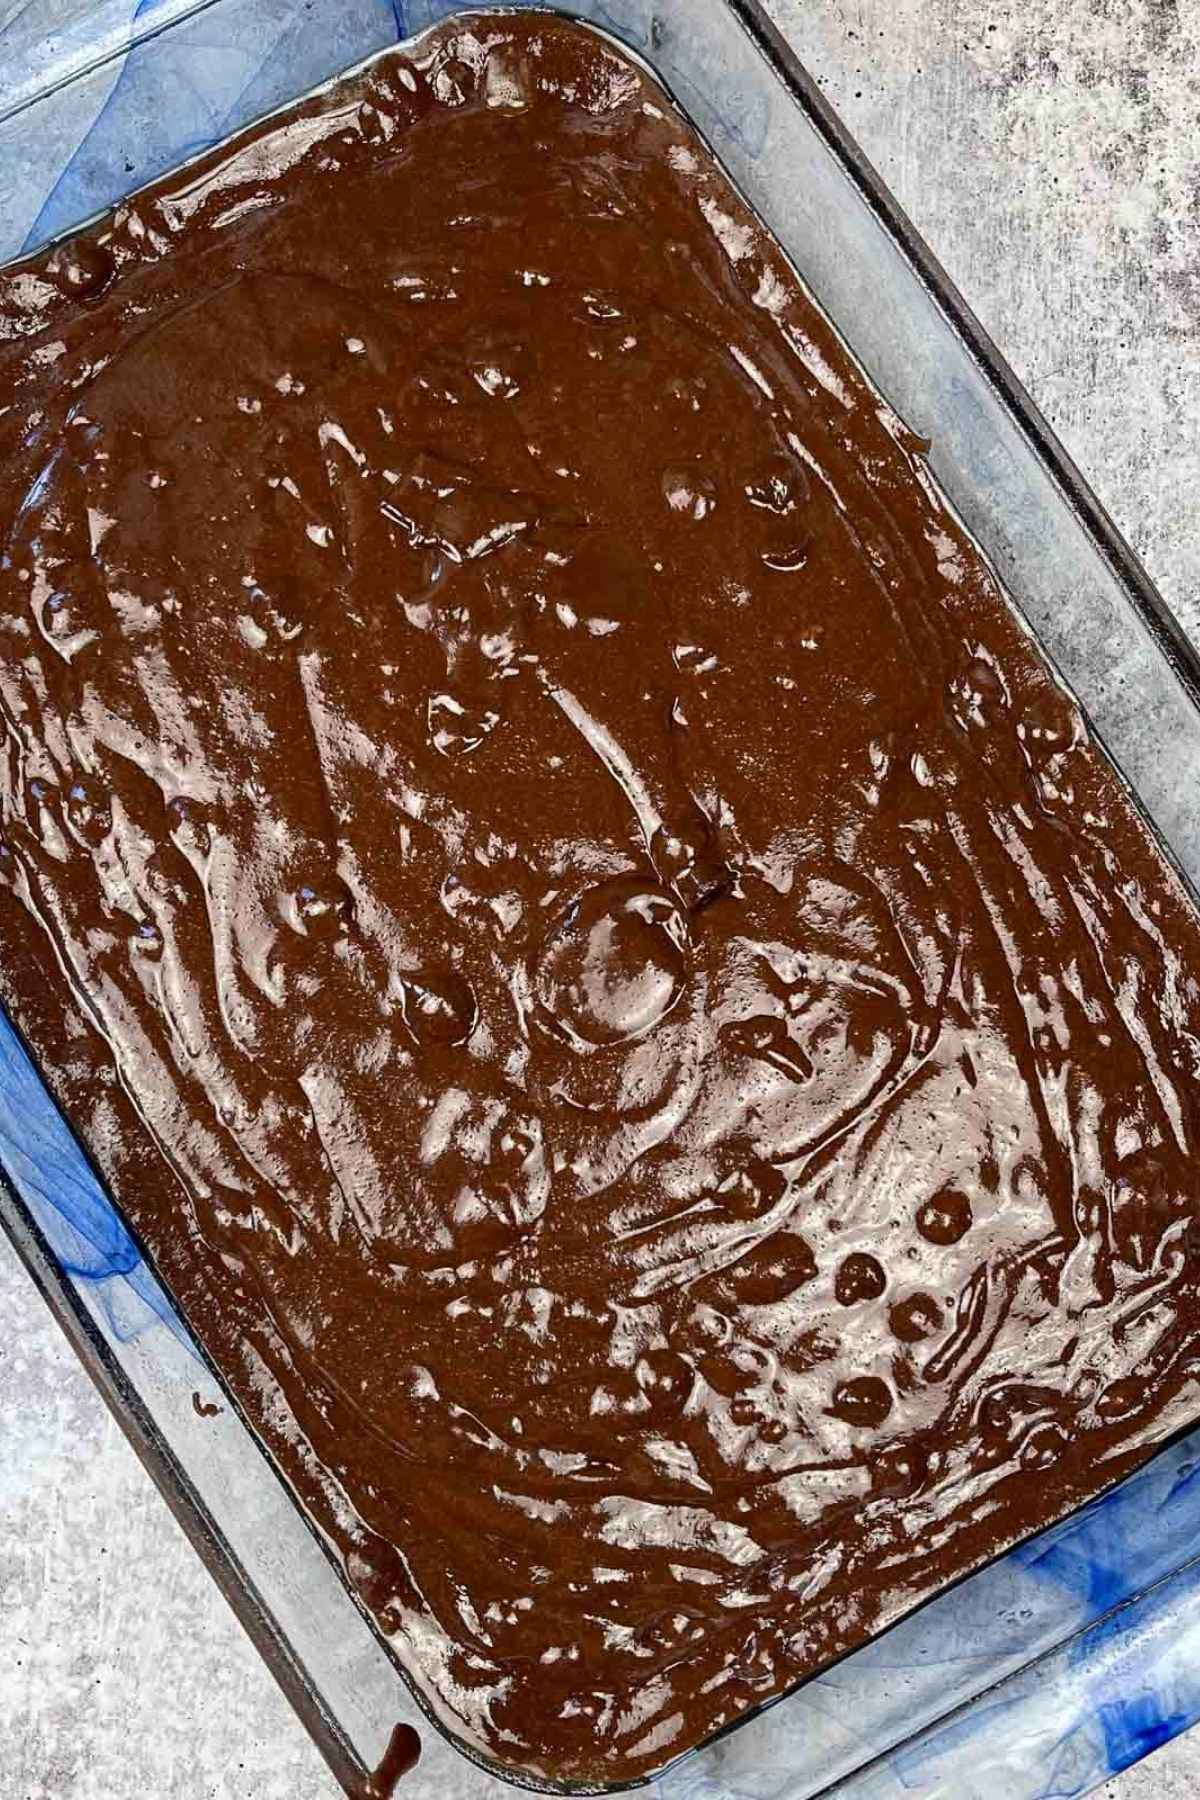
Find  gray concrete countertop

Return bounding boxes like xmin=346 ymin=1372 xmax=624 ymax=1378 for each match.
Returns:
xmin=3 ymin=1 xmax=1199 ymax=1794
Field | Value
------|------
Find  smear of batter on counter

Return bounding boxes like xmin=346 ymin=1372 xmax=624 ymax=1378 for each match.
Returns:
xmin=4 ymin=11 xmax=1200 ymax=1789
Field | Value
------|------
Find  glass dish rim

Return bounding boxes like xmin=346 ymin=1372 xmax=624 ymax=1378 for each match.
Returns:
xmin=4 ymin=3 xmax=1200 ymax=1795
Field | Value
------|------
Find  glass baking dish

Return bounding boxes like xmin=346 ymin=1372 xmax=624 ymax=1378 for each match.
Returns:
xmin=5 ymin=3 xmax=1200 ymax=1796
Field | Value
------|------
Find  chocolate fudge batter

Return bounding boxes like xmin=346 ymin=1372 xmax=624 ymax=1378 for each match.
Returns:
xmin=4 ymin=11 xmax=1200 ymax=1788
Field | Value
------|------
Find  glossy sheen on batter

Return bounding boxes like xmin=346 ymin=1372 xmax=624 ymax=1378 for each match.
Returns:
xmin=4 ymin=12 xmax=1200 ymax=1789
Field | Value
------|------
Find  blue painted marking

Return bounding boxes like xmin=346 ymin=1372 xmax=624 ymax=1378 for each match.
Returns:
xmin=0 ymin=1005 xmax=194 ymax=1352
xmin=1166 ymin=1456 xmax=1200 ymax=1504
xmin=23 ymin=0 xmax=401 ymax=252
xmin=1017 ymin=1528 xmax=1128 ymax=1627
xmin=210 ymin=1 xmax=400 ymax=139
xmin=24 ymin=0 xmax=164 ymax=250
xmin=891 ymin=1690 xmax=1028 ymax=1786
xmin=1099 ymin=1696 xmax=1191 ymax=1775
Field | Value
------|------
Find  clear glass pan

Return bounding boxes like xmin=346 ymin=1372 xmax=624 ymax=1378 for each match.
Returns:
xmin=4 ymin=4 xmax=1200 ymax=1797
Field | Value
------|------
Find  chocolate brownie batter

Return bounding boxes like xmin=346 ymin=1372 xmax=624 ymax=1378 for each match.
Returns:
xmin=3 ymin=11 xmax=1200 ymax=1788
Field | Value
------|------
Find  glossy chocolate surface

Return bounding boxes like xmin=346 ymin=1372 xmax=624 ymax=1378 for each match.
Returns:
xmin=4 ymin=12 xmax=1200 ymax=1788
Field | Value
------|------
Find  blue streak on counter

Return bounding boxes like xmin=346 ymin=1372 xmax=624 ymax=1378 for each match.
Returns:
xmin=23 ymin=0 xmax=403 ymax=251
xmin=1098 ymin=1696 xmax=1190 ymax=1775
xmin=0 ymin=1004 xmax=194 ymax=1352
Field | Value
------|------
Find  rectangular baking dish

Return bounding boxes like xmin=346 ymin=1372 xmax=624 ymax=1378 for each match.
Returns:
xmin=5 ymin=4 xmax=1200 ymax=1797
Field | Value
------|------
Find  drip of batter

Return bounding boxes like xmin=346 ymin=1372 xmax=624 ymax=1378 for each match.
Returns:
xmin=3 ymin=12 xmax=1200 ymax=1788
xmin=366 ymin=1724 xmax=421 ymax=1796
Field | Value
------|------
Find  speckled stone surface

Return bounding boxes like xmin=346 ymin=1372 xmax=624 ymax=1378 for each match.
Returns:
xmin=765 ymin=0 xmax=1200 ymax=643
xmin=3 ymin=2 xmax=1199 ymax=1795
